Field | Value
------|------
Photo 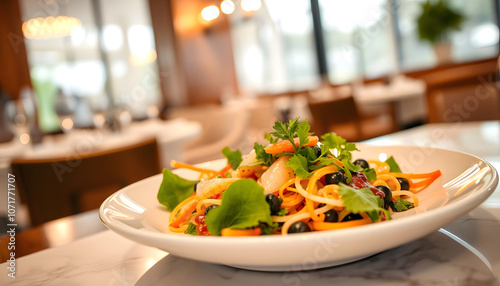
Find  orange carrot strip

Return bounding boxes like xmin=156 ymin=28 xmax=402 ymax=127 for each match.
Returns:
xmin=389 ymin=170 xmax=441 ymax=180
xmin=281 ymin=192 xmax=304 ymax=207
xmin=214 ymin=164 xmax=232 ymax=178
xmin=221 ymin=228 xmax=262 ymax=236
xmin=410 ymin=171 xmax=442 ymax=189
xmin=170 ymin=160 xmax=218 ymax=176
xmin=265 ymin=136 xmax=319 ymax=154
xmin=169 ymin=200 xmax=198 ymax=228
xmin=312 ymin=217 xmax=371 ymax=231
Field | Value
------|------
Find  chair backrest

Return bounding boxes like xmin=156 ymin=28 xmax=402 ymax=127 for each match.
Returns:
xmin=11 ymin=137 xmax=161 ymax=226
xmin=168 ymin=104 xmax=251 ymax=164
xmin=307 ymin=96 xmax=362 ymax=138
xmin=418 ymin=59 xmax=498 ymax=123
xmin=428 ymin=82 xmax=500 ymax=123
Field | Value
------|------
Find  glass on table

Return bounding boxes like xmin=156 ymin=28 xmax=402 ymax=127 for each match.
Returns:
xmin=54 ymin=90 xmax=77 ymax=133
xmin=5 ymin=99 xmax=33 ymax=145
xmin=88 ymin=94 xmax=110 ymax=130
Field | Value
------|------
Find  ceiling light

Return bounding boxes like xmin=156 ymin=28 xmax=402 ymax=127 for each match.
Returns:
xmin=221 ymin=0 xmax=235 ymax=15
xmin=201 ymin=5 xmax=220 ymax=22
xmin=22 ymin=16 xmax=81 ymax=39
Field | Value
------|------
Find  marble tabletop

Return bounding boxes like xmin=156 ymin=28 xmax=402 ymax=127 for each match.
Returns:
xmin=1 ymin=121 xmax=499 ymax=285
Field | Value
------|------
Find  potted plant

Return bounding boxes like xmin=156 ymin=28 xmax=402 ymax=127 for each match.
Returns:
xmin=416 ymin=0 xmax=466 ymax=65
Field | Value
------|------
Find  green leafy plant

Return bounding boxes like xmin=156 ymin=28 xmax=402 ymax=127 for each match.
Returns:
xmin=417 ymin=0 xmax=466 ymax=44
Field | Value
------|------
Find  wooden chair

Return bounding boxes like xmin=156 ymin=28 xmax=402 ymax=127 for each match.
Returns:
xmin=168 ymin=104 xmax=251 ymax=164
xmin=11 ymin=137 xmax=161 ymax=226
xmin=427 ymin=82 xmax=500 ymax=123
xmin=307 ymin=96 xmax=397 ymax=142
xmin=416 ymin=58 xmax=498 ymax=123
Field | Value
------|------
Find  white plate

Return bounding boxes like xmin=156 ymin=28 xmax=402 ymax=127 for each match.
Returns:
xmin=99 ymin=145 xmax=498 ymax=271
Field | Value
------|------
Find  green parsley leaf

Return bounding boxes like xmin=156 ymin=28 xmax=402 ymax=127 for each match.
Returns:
xmin=311 ymin=156 xmax=336 ymax=171
xmin=296 ymin=119 xmax=313 ymax=149
xmin=286 ymin=154 xmax=311 ymax=178
xmin=269 ymin=118 xmax=312 ymax=153
xmin=253 ymin=142 xmax=274 ymax=166
xmin=321 ymin=133 xmax=359 ymax=162
xmin=205 ymin=179 xmax=277 ymax=236
xmin=264 ymin=133 xmax=278 ymax=144
xmin=390 ymin=198 xmax=414 ymax=212
xmin=338 ymin=183 xmax=391 ymax=222
xmin=271 ymin=120 xmax=292 ymax=141
xmin=184 ymin=222 xmax=198 ymax=235
xmin=321 ymin=133 xmax=360 ymax=183
xmin=222 ymin=147 xmax=243 ymax=169
xmin=362 ymin=168 xmax=377 ymax=182
xmin=157 ymin=169 xmax=198 ymax=211
xmin=385 ymin=156 xmax=402 ymax=173
xmin=276 ymin=208 xmax=288 ymax=216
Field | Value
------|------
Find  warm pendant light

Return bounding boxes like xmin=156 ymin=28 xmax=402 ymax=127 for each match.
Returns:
xmin=22 ymin=16 xmax=81 ymax=39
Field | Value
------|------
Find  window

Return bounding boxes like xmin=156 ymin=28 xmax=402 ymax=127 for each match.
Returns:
xmin=229 ymin=0 xmax=320 ymax=94
xmin=20 ymin=0 xmax=160 ymax=132
xmin=229 ymin=0 xmax=499 ymax=93
xmin=100 ymin=0 xmax=161 ymax=119
xmin=395 ymin=0 xmax=499 ymax=71
xmin=318 ymin=0 xmax=398 ymax=84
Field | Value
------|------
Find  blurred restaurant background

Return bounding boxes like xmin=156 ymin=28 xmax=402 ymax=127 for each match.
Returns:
xmin=0 ymin=0 xmax=499 ymax=230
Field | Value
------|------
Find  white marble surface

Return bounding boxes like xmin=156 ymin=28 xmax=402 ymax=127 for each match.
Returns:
xmin=1 ymin=121 xmax=500 ymax=285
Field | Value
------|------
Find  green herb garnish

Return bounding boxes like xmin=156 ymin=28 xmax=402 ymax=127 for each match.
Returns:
xmin=385 ymin=156 xmax=402 ymax=173
xmin=268 ymin=118 xmax=313 ymax=153
xmin=157 ymin=168 xmax=198 ymax=211
xmin=391 ymin=198 xmax=414 ymax=212
xmin=184 ymin=222 xmax=198 ymax=235
xmin=253 ymin=142 xmax=274 ymax=166
xmin=205 ymin=179 xmax=277 ymax=236
xmin=222 ymin=146 xmax=243 ymax=169
xmin=338 ymin=183 xmax=391 ymax=222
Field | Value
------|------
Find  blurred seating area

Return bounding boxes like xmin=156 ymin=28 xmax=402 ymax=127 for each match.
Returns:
xmin=11 ymin=137 xmax=161 ymax=226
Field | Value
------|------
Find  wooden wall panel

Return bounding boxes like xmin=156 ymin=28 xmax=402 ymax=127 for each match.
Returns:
xmin=0 ymin=0 xmax=32 ymax=99
xmin=151 ymin=0 xmax=238 ymax=107
xmin=149 ymin=0 xmax=188 ymax=108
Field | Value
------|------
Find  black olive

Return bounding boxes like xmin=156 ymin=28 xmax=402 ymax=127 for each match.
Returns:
xmin=287 ymin=221 xmax=311 ymax=233
xmin=314 ymin=146 xmax=322 ymax=158
xmin=341 ymin=213 xmax=363 ymax=222
xmin=265 ymin=193 xmax=281 ymax=215
xmin=193 ymin=181 xmax=199 ymax=193
xmin=376 ymin=185 xmax=392 ymax=209
xmin=324 ymin=171 xmax=344 ymax=185
xmin=323 ymin=210 xmax=339 ymax=222
xmin=397 ymin=177 xmax=410 ymax=191
xmin=353 ymin=159 xmax=369 ymax=169
xmin=204 ymin=204 xmax=218 ymax=215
